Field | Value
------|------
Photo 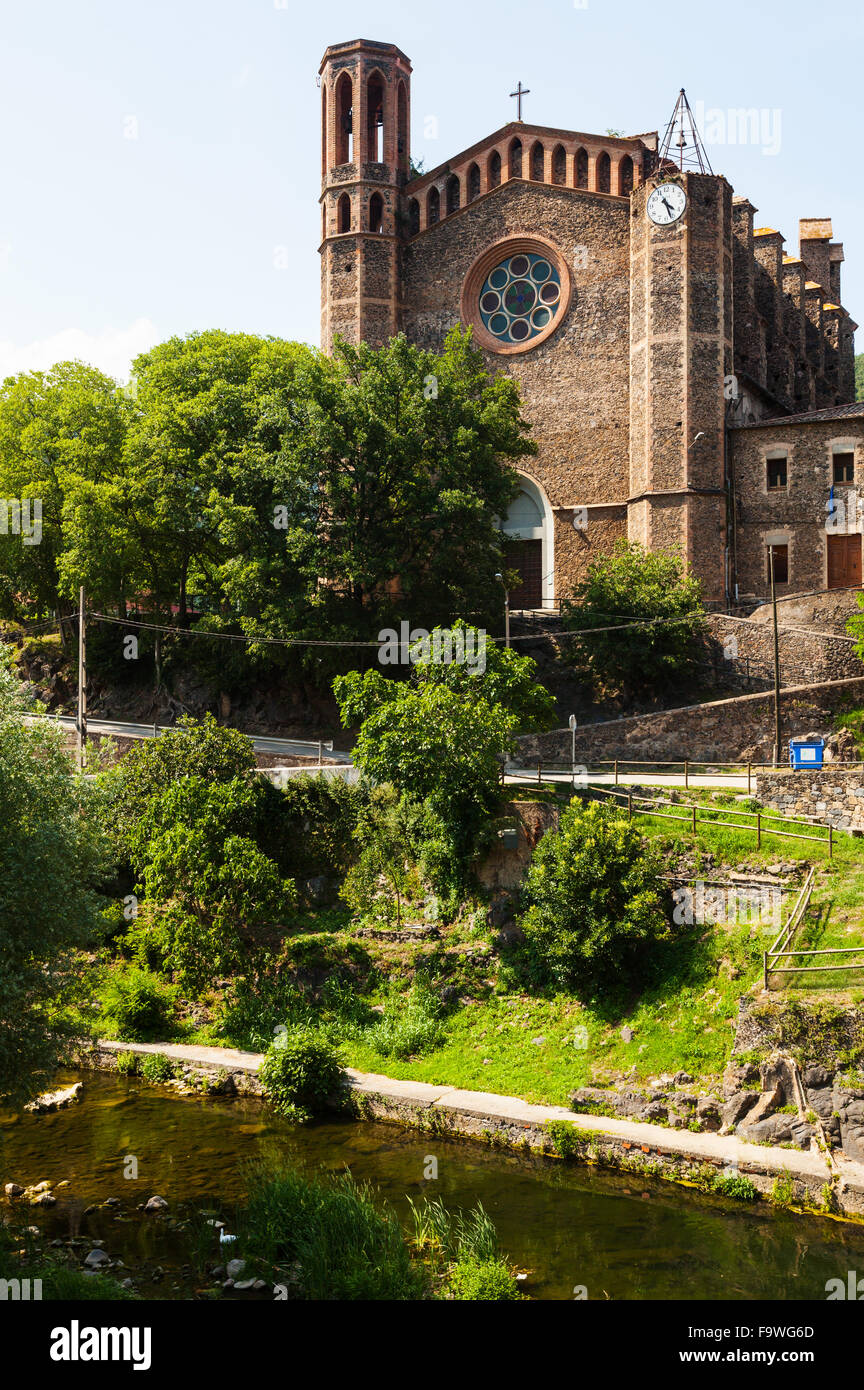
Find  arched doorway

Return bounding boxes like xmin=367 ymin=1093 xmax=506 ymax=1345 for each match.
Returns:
xmin=500 ymin=476 xmax=554 ymax=610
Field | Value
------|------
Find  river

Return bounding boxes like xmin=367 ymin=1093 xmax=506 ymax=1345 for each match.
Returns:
xmin=2 ymin=1070 xmax=864 ymax=1300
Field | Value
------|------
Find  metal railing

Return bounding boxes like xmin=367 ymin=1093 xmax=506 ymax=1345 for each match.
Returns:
xmin=587 ymin=784 xmax=834 ymax=856
xmin=506 ymin=756 xmax=864 ymax=795
xmin=763 ymin=868 xmax=864 ymax=986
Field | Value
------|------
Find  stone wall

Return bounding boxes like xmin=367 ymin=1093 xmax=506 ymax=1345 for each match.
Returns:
xmin=731 ymin=415 xmax=864 ymax=599
xmin=518 ymin=675 xmax=864 ymax=764
xmin=704 ymin=591 xmax=864 ymax=691
xmin=401 ymin=178 xmax=632 ymax=596
xmin=755 ymin=767 xmax=864 ymax=831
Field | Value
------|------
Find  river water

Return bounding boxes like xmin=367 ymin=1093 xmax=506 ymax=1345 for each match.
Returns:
xmin=3 ymin=1070 xmax=864 ymax=1301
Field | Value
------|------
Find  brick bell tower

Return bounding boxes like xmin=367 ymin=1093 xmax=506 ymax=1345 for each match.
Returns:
xmin=628 ymin=170 xmax=734 ymax=603
xmin=319 ymin=39 xmax=412 ymax=353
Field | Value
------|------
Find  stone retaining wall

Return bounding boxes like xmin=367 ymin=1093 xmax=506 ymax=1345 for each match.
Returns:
xmin=755 ymin=768 xmax=864 ymax=831
xmin=85 ymin=1039 xmax=864 ymax=1221
xmin=519 ymin=675 xmax=864 ymax=765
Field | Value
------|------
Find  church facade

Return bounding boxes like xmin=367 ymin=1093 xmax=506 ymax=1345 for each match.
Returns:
xmin=318 ymin=37 xmax=862 ymax=608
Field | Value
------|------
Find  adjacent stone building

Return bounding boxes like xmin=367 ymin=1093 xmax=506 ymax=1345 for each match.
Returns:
xmin=318 ymin=38 xmax=861 ymax=607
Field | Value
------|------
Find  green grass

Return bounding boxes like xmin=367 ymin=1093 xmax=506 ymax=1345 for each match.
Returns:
xmin=342 ymin=917 xmax=761 ymax=1100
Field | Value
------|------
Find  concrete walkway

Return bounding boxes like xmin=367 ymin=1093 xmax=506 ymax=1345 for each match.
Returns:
xmin=97 ymin=1039 xmax=864 ymax=1196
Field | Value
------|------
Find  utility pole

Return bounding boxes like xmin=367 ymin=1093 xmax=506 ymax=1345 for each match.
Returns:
xmin=769 ymin=547 xmax=781 ymax=767
xmin=494 ymin=573 xmax=511 ymax=648
xmin=77 ymin=585 xmax=87 ymax=772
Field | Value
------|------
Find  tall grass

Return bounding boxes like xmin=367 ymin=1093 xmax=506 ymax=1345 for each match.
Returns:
xmin=237 ymin=1165 xmax=427 ymax=1301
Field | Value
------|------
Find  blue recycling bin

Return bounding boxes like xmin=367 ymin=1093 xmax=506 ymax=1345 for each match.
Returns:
xmin=789 ymin=737 xmax=824 ymax=770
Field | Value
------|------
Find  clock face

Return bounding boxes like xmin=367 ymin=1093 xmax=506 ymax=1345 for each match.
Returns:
xmin=646 ymin=182 xmax=687 ymax=226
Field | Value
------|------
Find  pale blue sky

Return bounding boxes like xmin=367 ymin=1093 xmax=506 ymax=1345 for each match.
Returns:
xmin=1 ymin=0 xmax=861 ymax=381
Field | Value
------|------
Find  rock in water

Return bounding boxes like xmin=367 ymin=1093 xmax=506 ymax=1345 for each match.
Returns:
xmin=144 ymin=1195 xmax=169 ymax=1214
xmin=25 ymin=1082 xmax=83 ymax=1114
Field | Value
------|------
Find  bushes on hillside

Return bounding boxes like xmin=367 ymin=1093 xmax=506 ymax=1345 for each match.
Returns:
xmin=562 ymin=540 xmax=705 ymax=698
xmin=519 ymin=801 xmax=669 ymax=992
xmin=259 ymin=1027 xmax=344 ymax=1122
xmin=98 ymin=964 xmax=177 ymax=1042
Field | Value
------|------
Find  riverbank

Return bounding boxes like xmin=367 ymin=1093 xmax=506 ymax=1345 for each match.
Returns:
xmin=90 ymin=1039 xmax=864 ymax=1222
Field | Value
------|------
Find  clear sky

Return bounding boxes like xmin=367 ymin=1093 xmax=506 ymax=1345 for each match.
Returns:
xmin=1 ymin=0 xmax=861 ymax=382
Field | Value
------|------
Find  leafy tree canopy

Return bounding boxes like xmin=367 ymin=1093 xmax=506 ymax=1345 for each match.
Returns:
xmin=0 ymin=646 xmax=114 ymax=1102
xmin=333 ymin=669 xmax=514 ymax=863
xmin=562 ymin=540 xmax=705 ymax=697
xmin=519 ymin=800 xmax=669 ymax=992
xmin=408 ymin=621 xmax=557 ymax=732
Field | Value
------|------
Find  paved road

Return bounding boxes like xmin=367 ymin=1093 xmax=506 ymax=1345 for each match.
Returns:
xmin=505 ymin=769 xmax=751 ymax=791
xmin=41 ymin=713 xmax=354 ymax=763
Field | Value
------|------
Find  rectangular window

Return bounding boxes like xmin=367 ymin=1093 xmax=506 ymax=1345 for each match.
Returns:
xmin=768 ymin=543 xmax=789 ymax=584
xmin=766 ymin=456 xmax=788 ymax=490
xmin=833 ymin=451 xmax=855 ymax=484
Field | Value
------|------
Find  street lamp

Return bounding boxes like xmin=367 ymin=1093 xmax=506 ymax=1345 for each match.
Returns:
xmin=569 ymin=713 xmax=578 ymax=787
xmin=494 ymin=572 xmax=510 ymax=648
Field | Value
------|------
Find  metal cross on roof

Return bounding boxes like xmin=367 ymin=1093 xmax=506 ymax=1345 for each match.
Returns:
xmin=510 ymin=81 xmax=530 ymax=121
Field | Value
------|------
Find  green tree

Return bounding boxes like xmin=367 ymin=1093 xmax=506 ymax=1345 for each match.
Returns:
xmin=126 ymin=776 xmax=295 ymax=992
xmin=333 ymin=670 xmax=514 ymax=865
xmin=409 ymin=621 xmax=557 ymax=731
xmin=855 ymin=353 xmax=864 ymax=402
xmin=104 ymin=711 xmax=257 ymax=852
xmin=0 ymin=361 xmax=127 ymax=625
xmin=562 ymin=540 xmax=705 ymax=697
xmin=0 ymin=648 xmax=113 ymax=1103
xmin=270 ymin=327 xmax=534 ymax=636
xmin=520 ymin=800 xmax=668 ymax=992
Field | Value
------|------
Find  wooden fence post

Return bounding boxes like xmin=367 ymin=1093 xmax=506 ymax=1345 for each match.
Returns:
xmin=829 ymin=824 xmax=833 ymax=859
xmin=691 ymin=804 xmax=697 ymax=834
xmin=747 ymin=761 xmax=751 ymax=795
xmin=684 ymin=759 xmax=689 ymax=790
xmin=757 ymin=812 xmax=761 ymax=850
xmin=628 ymin=790 xmax=633 ymax=821
xmin=538 ymin=760 xmax=542 ymax=786
xmin=614 ymin=760 xmax=619 ymax=786
xmin=763 ymin=950 xmax=768 ymax=991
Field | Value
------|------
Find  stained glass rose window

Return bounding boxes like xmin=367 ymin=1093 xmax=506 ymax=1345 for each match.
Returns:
xmin=478 ymin=252 xmax=562 ymax=345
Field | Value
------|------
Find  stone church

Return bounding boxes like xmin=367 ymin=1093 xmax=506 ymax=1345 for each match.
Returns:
xmin=318 ymin=37 xmax=862 ymax=608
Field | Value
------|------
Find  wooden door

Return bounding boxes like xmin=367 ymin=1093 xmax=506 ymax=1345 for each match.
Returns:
xmin=827 ymin=534 xmax=862 ymax=589
xmin=508 ymin=539 xmax=543 ymax=609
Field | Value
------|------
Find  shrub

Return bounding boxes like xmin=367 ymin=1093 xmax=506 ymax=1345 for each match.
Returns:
xmin=713 ymin=1174 xmax=758 ymax=1202
xmin=562 ymin=539 xmax=705 ymax=698
xmin=115 ymin=1050 xmax=139 ymax=1076
xmin=98 ymin=965 xmax=177 ymax=1041
xmin=266 ymin=775 xmax=360 ymax=887
xmin=445 ymin=1257 xmax=523 ymax=1301
xmin=371 ymin=981 xmax=446 ymax=1060
xmin=139 ymin=1052 xmax=174 ymax=1083
xmin=519 ymin=800 xmax=669 ymax=992
xmin=259 ymin=1028 xmax=344 ymax=1122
